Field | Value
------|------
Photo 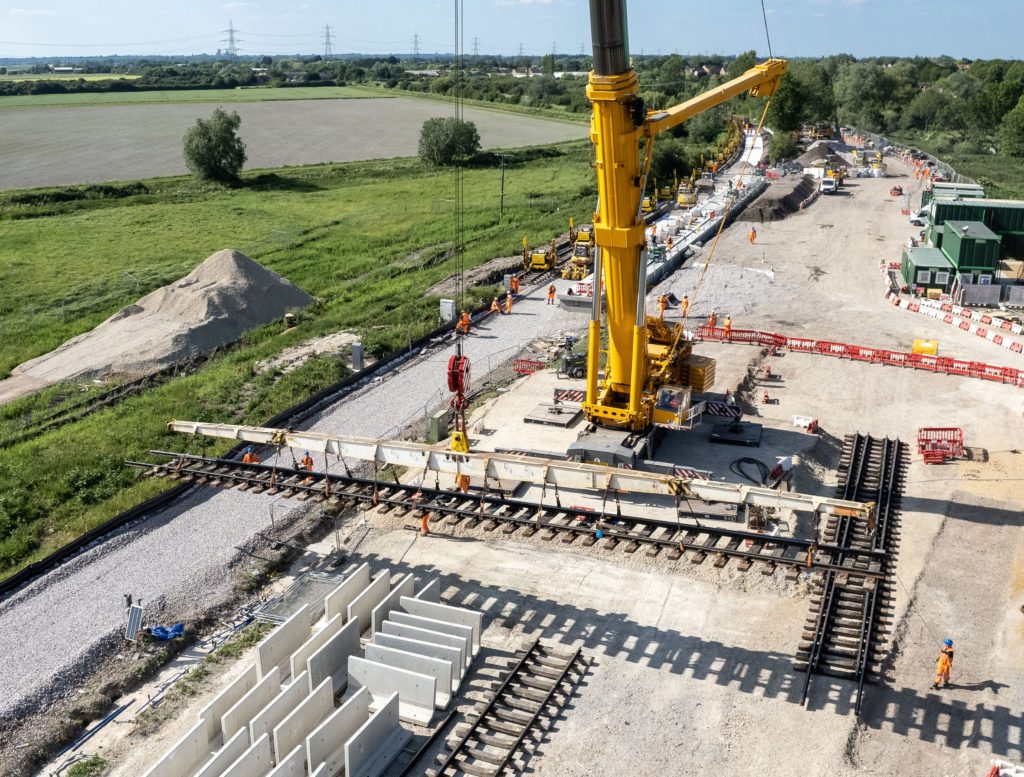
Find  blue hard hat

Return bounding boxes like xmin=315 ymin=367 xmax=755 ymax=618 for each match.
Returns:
xmin=943 ymin=639 xmax=953 ymax=646
xmin=304 ymin=451 xmax=310 ymax=457
xmin=245 ymin=446 xmax=253 ymax=453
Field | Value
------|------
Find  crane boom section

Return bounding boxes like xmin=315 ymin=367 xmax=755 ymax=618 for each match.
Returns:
xmin=166 ymin=419 xmax=874 ymax=521
xmin=644 ymin=60 xmax=788 ymax=137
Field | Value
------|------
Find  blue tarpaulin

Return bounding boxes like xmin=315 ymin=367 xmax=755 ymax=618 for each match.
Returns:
xmin=150 ymin=623 xmax=184 ymax=640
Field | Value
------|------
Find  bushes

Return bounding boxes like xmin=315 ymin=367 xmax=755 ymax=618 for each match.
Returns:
xmin=183 ymin=108 xmax=247 ymax=184
xmin=418 ymin=118 xmax=481 ymax=166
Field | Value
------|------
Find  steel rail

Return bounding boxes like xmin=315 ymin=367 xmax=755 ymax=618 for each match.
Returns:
xmin=129 ymin=452 xmax=890 ymax=577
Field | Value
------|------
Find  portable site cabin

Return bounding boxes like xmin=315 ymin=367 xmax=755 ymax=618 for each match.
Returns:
xmin=921 ymin=184 xmax=986 ymax=207
xmin=940 ymin=220 xmax=1001 ymax=283
xmin=902 ymin=246 xmax=954 ymax=293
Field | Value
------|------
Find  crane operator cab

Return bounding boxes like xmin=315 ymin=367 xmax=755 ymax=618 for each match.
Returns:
xmin=652 ymin=385 xmax=692 ymax=428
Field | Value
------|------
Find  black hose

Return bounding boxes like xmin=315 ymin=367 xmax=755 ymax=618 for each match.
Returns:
xmin=730 ymin=457 xmax=770 ymax=486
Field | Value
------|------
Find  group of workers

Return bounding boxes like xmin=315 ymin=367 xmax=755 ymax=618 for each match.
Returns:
xmin=456 ymin=274 xmax=528 ymax=336
xmin=654 ymin=294 xmax=731 ymax=338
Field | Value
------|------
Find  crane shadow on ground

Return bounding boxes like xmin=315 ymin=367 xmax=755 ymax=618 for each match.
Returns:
xmin=355 ymin=551 xmax=1023 ymax=762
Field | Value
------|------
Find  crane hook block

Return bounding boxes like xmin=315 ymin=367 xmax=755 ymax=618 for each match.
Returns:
xmin=447 ymin=354 xmax=471 ymax=395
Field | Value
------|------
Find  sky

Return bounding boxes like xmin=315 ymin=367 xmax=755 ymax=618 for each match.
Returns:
xmin=1 ymin=0 xmax=1021 ymax=60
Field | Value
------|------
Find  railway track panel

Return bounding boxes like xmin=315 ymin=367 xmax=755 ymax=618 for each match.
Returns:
xmin=430 ymin=639 xmax=587 ymax=777
xmin=128 ymin=452 xmax=890 ymax=580
xmin=795 ymin=434 xmax=907 ymax=715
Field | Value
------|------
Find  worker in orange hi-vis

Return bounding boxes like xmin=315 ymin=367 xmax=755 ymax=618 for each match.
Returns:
xmin=490 ymin=296 xmax=502 ymax=315
xmin=456 ymin=474 xmax=470 ymax=493
xmin=456 ymin=310 xmax=471 ymax=335
xmin=931 ymin=639 xmax=955 ymax=690
xmin=707 ymin=311 xmax=718 ymax=329
xmin=510 ymin=274 xmax=520 ymax=296
xmin=658 ymin=294 xmax=668 ymax=319
xmin=242 ymin=446 xmax=259 ymax=464
xmin=723 ymin=315 xmax=732 ymax=340
xmin=547 ymin=284 xmax=557 ymax=305
xmin=680 ymin=295 xmax=690 ymax=320
xmin=504 ymin=291 xmax=513 ymax=314
xmin=301 ymin=451 xmax=314 ymax=472
xmin=748 ymin=226 xmax=757 ymax=244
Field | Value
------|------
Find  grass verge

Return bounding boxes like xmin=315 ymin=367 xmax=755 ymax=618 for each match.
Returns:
xmin=0 ymin=84 xmax=384 ymax=109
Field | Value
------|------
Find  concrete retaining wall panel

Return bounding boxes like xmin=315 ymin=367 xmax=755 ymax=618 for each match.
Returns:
xmin=387 ymin=614 xmax=473 ymax=662
xmin=272 ymin=677 xmax=333 ymax=765
xmin=289 ymin=613 xmax=344 ymax=681
xmin=198 ymin=665 xmax=257 ymax=743
xmin=193 ymin=728 xmax=249 ymax=777
xmin=306 ymin=616 xmax=360 ymax=694
xmin=345 ymin=692 xmax=410 ymax=777
xmin=373 ymin=634 xmax=463 ymax=690
xmin=347 ymin=572 xmax=389 ymax=635
xmin=370 ymin=573 xmax=415 ymax=635
xmin=220 ymin=733 xmax=272 ymax=777
xmin=398 ymin=598 xmax=480 ymax=651
xmin=256 ymin=604 xmax=311 ymax=682
xmin=365 ymin=644 xmax=452 ymax=704
xmin=305 ymin=686 xmax=371 ymax=777
xmin=414 ymin=578 xmax=440 ymax=602
xmin=266 ymin=745 xmax=304 ymax=777
xmin=348 ymin=656 xmax=435 ymax=725
xmin=324 ymin=562 xmax=370 ymax=621
xmin=380 ymin=620 xmax=469 ymax=669
xmin=140 ymin=720 xmax=208 ymax=777
xmin=249 ymin=672 xmax=309 ymax=759
xmin=222 ymin=667 xmax=281 ymax=743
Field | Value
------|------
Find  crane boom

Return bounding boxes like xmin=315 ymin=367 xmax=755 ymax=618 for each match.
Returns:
xmin=166 ymin=420 xmax=874 ymax=522
xmin=584 ymin=0 xmax=787 ymax=431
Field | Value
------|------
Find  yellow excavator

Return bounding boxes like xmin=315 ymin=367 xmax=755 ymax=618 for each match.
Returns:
xmin=522 ymin=237 xmax=559 ymax=272
xmin=583 ymin=0 xmax=786 ymax=431
xmin=563 ymin=223 xmax=596 ymax=279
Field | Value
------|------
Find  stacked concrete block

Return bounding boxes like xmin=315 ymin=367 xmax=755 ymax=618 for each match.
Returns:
xmin=398 ymin=597 xmax=482 ymax=653
xmin=197 ymin=666 xmax=258 ymax=743
xmin=304 ymin=686 xmax=371 ymax=775
xmin=345 ymin=692 xmax=410 ymax=777
xmin=249 ymin=672 xmax=309 ymax=759
xmin=305 ymin=617 xmax=361 ymax=694
xmin=347 ymin=572 xmax=390 ymax=636
xmin=370 ymin=573 xmax=415 ymax=635
xmin=139 ymin=720 xmax=209 ymax=777
xmin=289 ymin=614 xmax=345 ymax=680
xmin=220 ymin=733 xmax=272 ymax=777
xmin=256 ymin=605 xmax=311 ymax=682
xmin=380 ymin=620 xmax=469 ymax=670
xmin=193 ymin=728 xmax=249 ymax=777
xmin=266 ymin=745 xmax=304 ymax=777
xmin=347 ymin=656 xmax=436 ymax=725
xmin=221 ymin=667 xmax=280 ymax=744
xmin=388 ymin=613 xmax=474 ymax=663
xmin=364 ymin=644 xmax=453 ymax=707
xmin=372 ymin=633 xmax=464 ymax=693
xmin=271 ymin=677 xmax=334 ymax=765
xmin=324 ymin=562 xmax=370 ymax=622
xmin=413 ymin=578 xmax=441 ymax=603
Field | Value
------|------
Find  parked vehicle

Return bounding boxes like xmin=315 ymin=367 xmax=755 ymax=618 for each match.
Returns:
xmin=820 ymin=178 xmax=838 ymax=194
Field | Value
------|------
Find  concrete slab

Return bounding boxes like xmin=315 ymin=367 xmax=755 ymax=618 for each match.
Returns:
xmin=347 ymin=656 xmax=436 ymax=726
xmin=256 ymin=604 xmax=310 ymax=682
xmin=271 ymin=677 xmax=333 ymax=766
xmin=248 ymin=672 xmax=309 ymax=760
xmin=370 ymin=573 xmax=415 ymax=635
xmin=347 ymin=571 xmax=389 ymax=636
xmin=364 ymin=644 xmax=452 ymax=707
xmin=398 ymin=597 xmax=481 ymax=652
xmin=220 ymin=733 xmax=272 ymax=777
xmin=414 ymin=578 xmax=441 ymax=602
xmin=324 ymin=562 xmax=370 ymax=622
xmin=372 ymin=633 xmax=463 ymax=691
xmin=304 ymin=686 xmax=370 ymax=777
xmin=306 ymin=616 xmax=360 ymax=695
xmin=221 ymin=667 xmax=280 ymax=744
xmin=289 ymin=613 xmax=345 ymax=681
xmin=380 ymin=619 xmax=469 ymax=669
xmin=266 ymin=744 xmax=304 ymax=777
xmin=388 ymin=611 xmax=476 ymax=658
xmin=344 ymin=692 xmax=411 ymax=777
xmin=197 ymin=665 xmax=257 ymax=743
xmin=193 ymin=728 xmax=249 ymax=777
xmin=139 ymin=719 xmax=207 ymax=777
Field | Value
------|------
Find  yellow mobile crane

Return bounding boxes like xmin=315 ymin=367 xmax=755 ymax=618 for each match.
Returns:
xmin=583 ymin=0 xmax=786 ymax=431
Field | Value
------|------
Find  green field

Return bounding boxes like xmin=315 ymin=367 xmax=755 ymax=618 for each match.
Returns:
xmin=0 ymin=84 xmax=383 ymax=109
xmin=0 ymin=143 xmax=595 ymax=578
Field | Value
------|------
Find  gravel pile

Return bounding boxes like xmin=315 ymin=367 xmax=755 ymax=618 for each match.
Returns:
xmin=738 ymin=175 xmax=817 ymax=223
xmin=10 ymin=249 xmax=312 ymax=385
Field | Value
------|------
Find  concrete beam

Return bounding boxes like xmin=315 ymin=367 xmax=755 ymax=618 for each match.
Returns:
xmin=140 ymin=720 xmax=207 ymax=777
xmin=345 ymin=692 xmax=411 ymax=777
xmin=256 ymin=604 xmax=311 ymax=682
xmin=380 ymin=620 xmax=468 ymax=670
xmin=370 ymin=573 xmax=415 ymax=635
xmin=324 ymin=563 xmax=370 ymax=622
xmin=193 ymin=728 xmax=249 ymax=777
xmin=372 ymin=633 xmax=463 ymax=691
xmin=348 ymin=656 xmax=436 ymax=726
xmin=221 ymin=733 xmax=272 ymax=777
xmin=305 ymin=686 xmax=370 ymax=777
xmin=399 ymin=598 xmax=481 ymax=653
xmin=306 ymin=616 xmax=361 ymax=695
xmin=387 ymin=613 xmax=474 ymax=661
xmin=222 ymin=667 xmax=280 ymax=744
xmin=266 ymin=745 xmax=304 ymax=777
xmin=272 ymin=677 xmax=333 ymax=766
xmin=249 ymin=672 xmax=309 ymax=760
xmin=414 ymin=578 xmax=441 ymax=603
xmin=198 ymin=665 xmax=257 ymax=743
xmin=289 ymin=614 xmax=344 ymax=681
xmin=364 ymin=644 xmax=452 ymax=707
xmin=348 ymin=572 xmax=389 ymax=636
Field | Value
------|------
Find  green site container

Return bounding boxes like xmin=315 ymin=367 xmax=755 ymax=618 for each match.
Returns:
xmin=940 ymin=221 xmax=1001 ymax=271
xmin=922 ymin=187 xmax=985 ymax=207
xmin=902 ymin=246 xmax=954 ymax=292
xmin=932 ymin=198 xmax=1024 ymax=234
xmin=427 ymin=409 xmax=449 ymax=444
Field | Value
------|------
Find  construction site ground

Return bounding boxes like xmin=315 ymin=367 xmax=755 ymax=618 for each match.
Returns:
xmin=13 ymin=152 xmax=1024 ymax=777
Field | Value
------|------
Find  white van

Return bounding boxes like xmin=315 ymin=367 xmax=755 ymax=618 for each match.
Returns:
xmin=820 ymin=178 xmax=838 ymax=194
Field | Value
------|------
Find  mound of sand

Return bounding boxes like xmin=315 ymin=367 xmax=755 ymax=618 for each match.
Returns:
xmin=9 ymin=249 xmax=312 ymax=388
xmin=797 ymin=140 xmax=846 ymax=169
xmin=739 ymin=175 xmax=817 ymax=223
